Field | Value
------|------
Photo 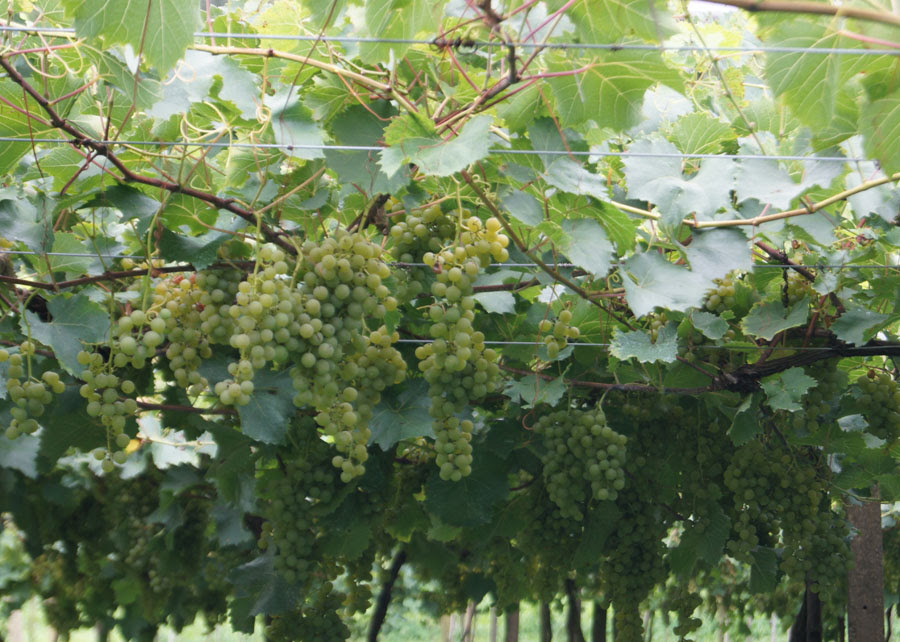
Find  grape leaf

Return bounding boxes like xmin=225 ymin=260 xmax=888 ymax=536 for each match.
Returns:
xmin=691 ymin=311 xmax=728 ymax=340
xmin=61 ymin=0 xmax=201 ymax=73
xmin=750 ymin=547 xmax=779 ymax=593
xmin=381 ymin=114 xmax=494 ymax=177
xmin=741 ymin=297 xmax=810 ymax=341
xmin=504 ymin=375 xmax=567 ymax=408
xmin=424 ymin=452 xmax=509 ymax=527
xmin=761 ymin=367 xmax=817 ymax=412
xmin=729 ymin=393 xmax=763 ymax=446
xmin=267 ymin=94 xmax=327 ymax=161
xmin=369 ymin=379 xmax=434 ymax=450
xmin=561 ymin=218 xmax=615 ymax=275
xmin=0 ymin=434 xmax=39 ymax=479
xmin=229 ymin=555 xmax=297 ymax=627
xmin=621 ymin=252 xmax=709 ymax=317
xmin=670 ymin=112 xmax=736 ymax=155
xmin=158 ymin=228 xmax=231 ymax=270
xmin=862 ymin=89 xmax=900 ymax=174
xmin=23 ymin=294 xmax=111 ymax=376
xmin=683 ymin=229 xmax=751 ymax=282
xmin=609 ymin=324 xmax=678 ymax=364
xmin=499 ymin=188 xmax=543 ymax=227
xmin=544 ymin=158 xmax=610 ymax=202
xmin=237 ymin=369 xmax=295 ymax=444
xmin=623 ymin=140 xmax=734 ymax=226
xmin=545 ymin=49 xmax=683 ymax=130
xmin=831 ymin=305 xmax=890 ymax=346
xmin=572 ymin=502 xmax=621 ymax=567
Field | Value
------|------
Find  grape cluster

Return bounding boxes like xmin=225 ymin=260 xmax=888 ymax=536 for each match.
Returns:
xmin=3 ymin=343 xmax=64 ymax=439
xmin=783 ymin=270 xmax=813 ymax=305
xmin=76 ymin=350 xmax=138 ymax=470
xmin=787 ymin=361 xmax=844 ymax=435
xmin=394 ymin=209 xmax=507 ymax=480
xmin=855 ymin=370 xmax=900 ymax=442
xmin=533 ymin=407 xmax=626 ymax=519
xmin=259 ymin=430 xmax=338 ymax=589
xmin=538 ymin=307 xmax=580 ymax=359
xmin=666 ymin=584 xmax=702 ymax=640
xmin=704 ymin=274 xmax=737 ymax=313
xmin=267 ymin=584 xmax=350 ymax=642
xmin=599 ymin=488 xmax=668 ymax=642
xmin=723 ymin=440 xmax=850 ymax=601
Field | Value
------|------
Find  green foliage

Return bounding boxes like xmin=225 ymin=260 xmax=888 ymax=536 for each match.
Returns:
xmin=1 ymin=0 xmax=900 ymax=640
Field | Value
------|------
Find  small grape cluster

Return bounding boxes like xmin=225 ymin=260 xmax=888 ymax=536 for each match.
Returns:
xmin=77 ymin=350 xmax=138 ymax=471
xmin=266 ymin=584 xmax=350 ymax=642
xmin=704 ymin=274 xmax=737 ymax=313
xmin=787 ymin=360 xmax=844 ymax=435
xmin=533 ymin=407 xmax=626 ymax=520
xmin=783 ymin=270 xmax=813 ymax=305
xmin=538 ymin=308 xmax=580 ymax=359
xmin=667 ymin=584 xmax=703 ymax=640
xmin=856 ymin=370 xmax=900 ymax=442
xmin=3 ymin=343 xmax=65 ymax=439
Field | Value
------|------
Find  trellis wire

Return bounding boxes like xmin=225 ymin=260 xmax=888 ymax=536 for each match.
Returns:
xmin=394 ymin=338 xmax=894 ymax=352
xmin=0 ymin=24 xmax=898 ymax=56
xmin=0 ymin=137 xmax=877 ymax=164
xmin=3 ymin=251 xmax=899 ymax=270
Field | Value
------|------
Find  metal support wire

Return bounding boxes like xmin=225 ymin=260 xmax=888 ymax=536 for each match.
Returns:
xmin=1 ymin=251 xmax=898 ymax=270
xmin=0 ymin=24 xmax=898 ymax=56
xmin=0 ymin=136 xmax=876 ymax=163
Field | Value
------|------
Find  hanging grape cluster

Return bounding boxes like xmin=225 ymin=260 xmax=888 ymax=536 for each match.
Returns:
xmin=392 ymin=206 xmax=506 ymax=480
xmin=533 ymin=407 xmax=626 ymax=519
xmin=539 ymin=307 xmax=580 ymax=359
xmin=855 ymin=370 xmax=900 ymax=442
xmin=2 ymin=342 xmax=64 ymax=439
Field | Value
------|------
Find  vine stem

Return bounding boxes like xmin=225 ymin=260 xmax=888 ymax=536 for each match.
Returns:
xmin=367 ymin=549 xmax=407 ymax=642
xmin=192 ymin=44 xmax=420 ymax=116
xmin=136 ymin=401 xmax=237 ymax=416
xmin=693 ymin=171 xmax=900 ymax=229
xmin=702 ymin=0 xmax=900 ymax=26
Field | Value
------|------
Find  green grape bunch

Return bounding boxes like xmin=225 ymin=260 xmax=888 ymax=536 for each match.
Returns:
xmin=533 ymin=407 xmax=627 ymax=520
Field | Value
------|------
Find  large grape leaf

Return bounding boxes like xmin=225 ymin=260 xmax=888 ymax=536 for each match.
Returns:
xmin=237 ymin=369 xmax=296 ymax=444
xmin=610 ymin=324 xmax=678 ymax=364
xmin=229 ymin=555 xmax=297 ymax=631
xmin=424 ymin=452 xmax=509 ymax=527
xmin=741 ymin=297 xmax=810 ymax=341
xmin=761 ymin=367 xmax=817 ymax=412
xmin=560 ymin=218 xmax=615 ymax=275
xmin=23 ymin=294 xmax=111 ymax=376
xmin=623 ymin=140 xmax=734 ymax=226
xmin=861 ymin=89 xmax=900 ymax=174
xmin=0 ymin=83 xmax=54 ymax=175
xmin=560 ymin=0 xmax=676 ymax=43
xmin=765 ymin=21 xmax=894 ymax=130
xmin=381 ymin=114 xmax=493 ymax=177
xmin=61 ymin=0 xmax=201 ymax=73
xmin=268 ymin=94 xmax=327 ymax=161
xmin=621 ymin=252 xmax=708 ymax=317
xmin=369 ymin=379 xmax=434 ymax=450
xmin=360 ymin=0 xmax=447 ymax=64
xmin=831 ymin=305 xmax=890 ymax=346
xmin=669 ymin=112 xmax=736 ymax=155
xmin=683 ymin=229 xmax=752 ymax=282
xmin=545 ymin=50 xmax=683 ymax=130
